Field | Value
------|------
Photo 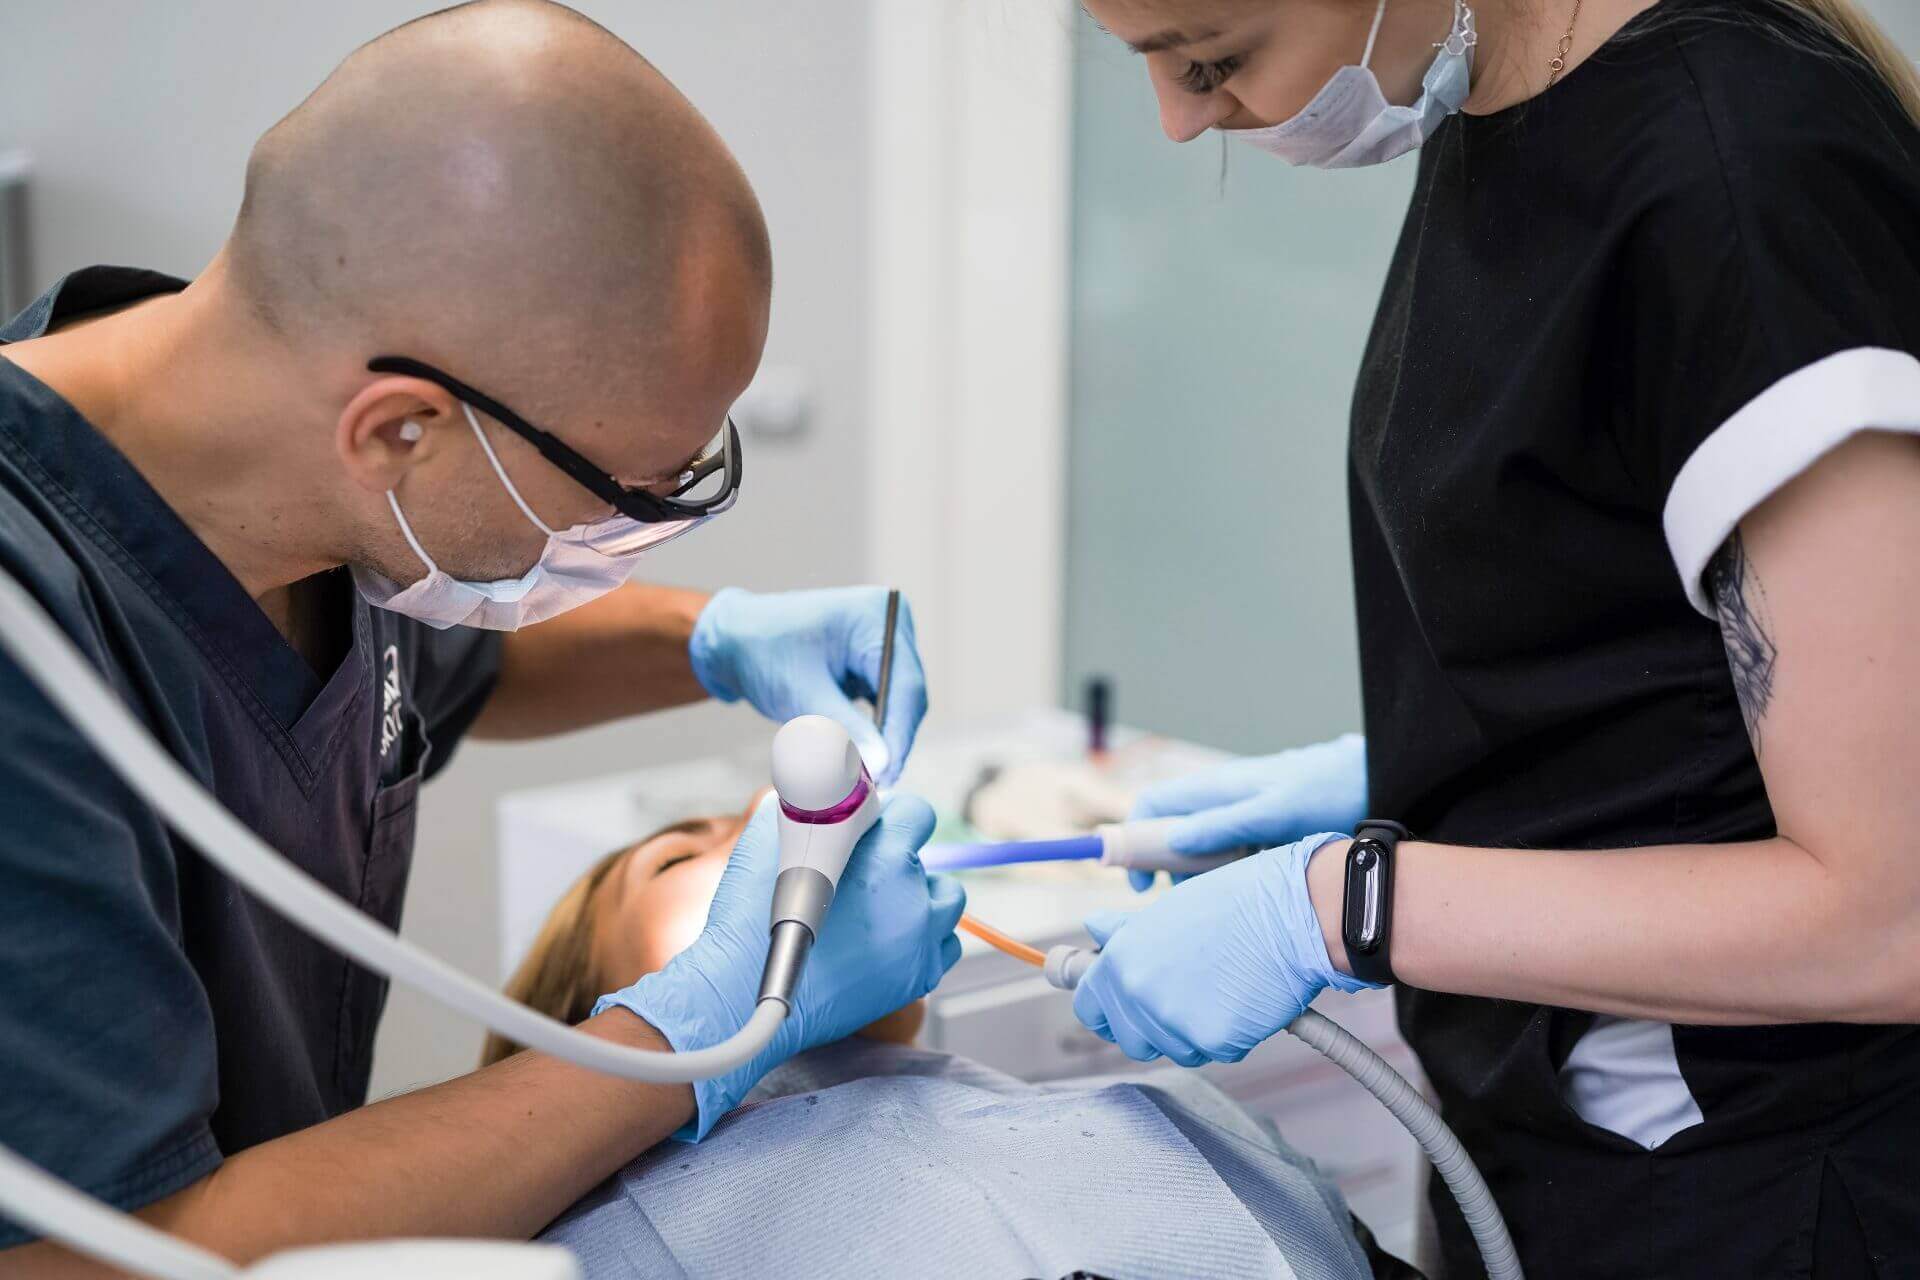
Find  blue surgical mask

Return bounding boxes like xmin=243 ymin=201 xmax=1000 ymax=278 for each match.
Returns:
xmin=1228 ymin=0 xmax=1476 ymax=170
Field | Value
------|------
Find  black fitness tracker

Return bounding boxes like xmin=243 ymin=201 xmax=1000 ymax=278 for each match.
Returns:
xmin=1342 ymin=819 xmax=1409 ymax=986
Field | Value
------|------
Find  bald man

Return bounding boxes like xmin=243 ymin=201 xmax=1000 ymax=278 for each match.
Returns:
xmin=0 ymin=2 xmax=941 ymax=1270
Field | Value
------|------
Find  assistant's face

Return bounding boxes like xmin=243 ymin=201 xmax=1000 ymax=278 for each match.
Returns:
xmin=1084 ymin=0 xmax=1456 ymax=142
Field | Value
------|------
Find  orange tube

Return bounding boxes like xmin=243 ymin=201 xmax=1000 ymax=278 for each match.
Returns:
xmin=959 ymin=913 xmax=1046 ymax=967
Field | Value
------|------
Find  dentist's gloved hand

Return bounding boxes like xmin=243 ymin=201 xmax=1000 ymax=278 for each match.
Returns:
xmin=690 ymin=587 xmax=926 ymax=784
xmin=1071 ymin=832 xmax=1379 ymax=1067
xmin=1124 ymin=732 xmax=1367 ymax=890
xmin=595 ymin=795 xmax=963 ymax=1139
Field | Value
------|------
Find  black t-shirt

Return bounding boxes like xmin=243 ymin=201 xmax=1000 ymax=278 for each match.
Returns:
xmin=0 ymin=268 xmax=501 ymax=1243
xmin=1349 ymin=2 xmax=1920 ymax=1272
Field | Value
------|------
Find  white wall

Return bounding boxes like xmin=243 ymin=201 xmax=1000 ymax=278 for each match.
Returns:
xmin=867 ymin=0 xmax=1075 ymax=723
xmin=1863 ymin=0 xmax=1920 ymax=48
xmin=0 ymin=1 xmax=875 ymax=1092
xmin=1062 ymin=13 xmax=1404 ymax=758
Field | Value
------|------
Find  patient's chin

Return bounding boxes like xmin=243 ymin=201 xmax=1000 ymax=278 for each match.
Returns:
xmin=854 ymin=1000 xmax=926 ymax=1046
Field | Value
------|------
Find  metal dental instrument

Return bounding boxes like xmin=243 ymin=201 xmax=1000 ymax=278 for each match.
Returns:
xmin=873 ymin=588 xmax=900 ymax=735
xmin=869 ymin=592 xmax=1051 ymax=966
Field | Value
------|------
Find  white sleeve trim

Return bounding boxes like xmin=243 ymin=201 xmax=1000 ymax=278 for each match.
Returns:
xmin=1664 ymin=346 xmax=1920 ymax=617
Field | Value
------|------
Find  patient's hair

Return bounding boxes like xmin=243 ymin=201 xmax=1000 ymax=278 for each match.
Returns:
xmin=480 ymin=818 xmax=713 ymax=1067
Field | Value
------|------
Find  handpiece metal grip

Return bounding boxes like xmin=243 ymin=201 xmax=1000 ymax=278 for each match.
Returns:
xmin=757 ymin=919 xmax=816 ymax=1007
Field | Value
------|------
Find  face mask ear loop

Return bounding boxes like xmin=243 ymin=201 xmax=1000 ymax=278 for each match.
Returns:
xmin=1360 ymin=0 xmax=1390 ymax=68
xmin=1451 ymin=0 xmax=1476 ymax=66
xmin=461 ymin=402 xmax=558 ymax=537
xmin=385 ymin=491 xmax=442 ymax=576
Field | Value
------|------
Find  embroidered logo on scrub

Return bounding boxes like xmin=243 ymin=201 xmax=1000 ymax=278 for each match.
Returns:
xmin=379 ymin=645 xmax=405 ymax=760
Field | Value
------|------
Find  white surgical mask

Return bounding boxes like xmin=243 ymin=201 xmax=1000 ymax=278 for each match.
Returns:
xmin=353 ymin=402 xmax=707 ymax=631
xmin=1228 ymin=0 xmax=1475 ymax=170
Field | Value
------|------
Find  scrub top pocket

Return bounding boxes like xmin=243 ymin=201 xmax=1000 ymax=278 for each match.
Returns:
xmin=333 ymin=702 xmax=432 ymax=1103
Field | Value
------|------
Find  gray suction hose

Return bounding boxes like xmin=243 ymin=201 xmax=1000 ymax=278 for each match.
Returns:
xmin=1045 ymin=946 xmax=1523 ymax=1280
xmin=1289 ymin=1009 xmax=1522 ymax=1280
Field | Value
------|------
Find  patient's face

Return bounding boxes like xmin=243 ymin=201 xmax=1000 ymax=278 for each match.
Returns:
xmin=595 ymin=807 xmax=753 ymax=982
xmin=590 ymin=797 xmax=925 ymax=1045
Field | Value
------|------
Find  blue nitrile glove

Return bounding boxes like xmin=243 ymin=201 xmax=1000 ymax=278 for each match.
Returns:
xmin=1071 ymin=832 xmax=1379 ymax=1067
xmin=690 ymin=587 xmax=927 ymax=784
xmin=1125 ymin=732 xmax=1367 ymax=890
xmin=595 ymin=795 xmax=964 ymax=1139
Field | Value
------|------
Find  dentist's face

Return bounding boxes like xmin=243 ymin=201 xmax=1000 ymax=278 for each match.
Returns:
xmin=1084 ymin=0 xmax=1455 ymax=142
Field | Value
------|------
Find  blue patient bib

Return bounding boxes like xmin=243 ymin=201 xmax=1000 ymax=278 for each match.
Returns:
xmin=540 ymin=1042 xmax=1369 ymax=1280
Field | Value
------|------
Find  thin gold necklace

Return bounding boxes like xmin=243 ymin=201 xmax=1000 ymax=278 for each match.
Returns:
xmin=1546 ymin=0 xmax=1585 ymax=87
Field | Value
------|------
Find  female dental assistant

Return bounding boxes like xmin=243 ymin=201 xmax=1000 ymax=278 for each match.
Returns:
xmin=1070 ymin=0 xmax=1920 ymax=1274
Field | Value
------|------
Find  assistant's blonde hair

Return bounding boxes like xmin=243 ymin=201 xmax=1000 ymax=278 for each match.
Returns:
xmin=479 ymin=842 xmax=633 ymax=1068
xmin=1763 ymin=0 xmax=1920 ymax=126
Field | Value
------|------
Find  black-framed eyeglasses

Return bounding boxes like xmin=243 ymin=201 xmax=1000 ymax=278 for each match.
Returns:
xmin=367 ymin=355 xmax=742 ymax=524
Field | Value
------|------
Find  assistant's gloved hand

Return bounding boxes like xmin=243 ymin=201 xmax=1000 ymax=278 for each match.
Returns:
xmin=1071 ymin=832 xmax=1379 ymax=1067
xmin=596 ymin=795 xmax=963 ymax=1139
xmin=1124 ymin=732 xmax=1367 ymax=890
xmin=690 ymin=587 xmax=926 ymax=784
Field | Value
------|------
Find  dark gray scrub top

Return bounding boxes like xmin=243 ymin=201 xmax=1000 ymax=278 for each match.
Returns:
xmin=0 ymin=267 xmax=501 ymax=1244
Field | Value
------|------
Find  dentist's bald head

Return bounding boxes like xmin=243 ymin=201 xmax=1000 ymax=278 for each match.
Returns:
xmin=228 ymin=0 xmax=770 ymax=427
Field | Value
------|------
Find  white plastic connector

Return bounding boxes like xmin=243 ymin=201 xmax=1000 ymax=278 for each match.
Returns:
xmin=1095 ymin=818 xmax=1244 ymax=874
xmin=1043 ymin=944 xmax=1095 ymax=991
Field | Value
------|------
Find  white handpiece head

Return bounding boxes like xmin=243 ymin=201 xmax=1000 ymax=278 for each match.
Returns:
xmin=768 ymin=715 xmax=880 ymax=937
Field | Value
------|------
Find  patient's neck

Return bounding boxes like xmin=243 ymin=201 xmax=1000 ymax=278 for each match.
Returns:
xmin=855 ymin=1002 xmax=925 ymax=1046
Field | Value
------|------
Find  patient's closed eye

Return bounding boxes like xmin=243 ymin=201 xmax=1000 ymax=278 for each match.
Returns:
xmin=652 ymin=851 xmax=700 ymax=877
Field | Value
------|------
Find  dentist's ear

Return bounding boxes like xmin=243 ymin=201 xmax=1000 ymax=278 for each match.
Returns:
xmin=336 ymin=375 xmax=458 ymax=493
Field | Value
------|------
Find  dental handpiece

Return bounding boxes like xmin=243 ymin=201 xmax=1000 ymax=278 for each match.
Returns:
xmin=758 ymin=715 xmax=881 ymax=1006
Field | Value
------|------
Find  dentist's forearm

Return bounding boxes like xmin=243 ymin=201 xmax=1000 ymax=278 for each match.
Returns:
xmin=1309 ymin=834 xmax=1920 ymax=1026
xmin=6 ymin=1011 xmax=693 ymax=1275
xmin=474 ymin=582 xmax=710 ymax=738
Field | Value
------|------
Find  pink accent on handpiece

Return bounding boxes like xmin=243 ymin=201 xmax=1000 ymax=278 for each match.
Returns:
xmin=779 ymin=773 xmax=872 ymax=825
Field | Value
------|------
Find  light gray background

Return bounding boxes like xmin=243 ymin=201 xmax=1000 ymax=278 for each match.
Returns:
xmin=1064 ymin=15 xmax=1407 ymax=756
xmin=1062 ymin=0 xmax=1920 ymax=755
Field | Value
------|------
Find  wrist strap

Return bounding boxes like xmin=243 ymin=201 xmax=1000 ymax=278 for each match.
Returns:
xmin=1343 ymin=819 xmax=1409 ymax=986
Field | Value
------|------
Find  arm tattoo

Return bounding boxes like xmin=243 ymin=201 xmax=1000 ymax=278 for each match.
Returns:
xmin=1707 ymin=530 xmax=1778 ymax=755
